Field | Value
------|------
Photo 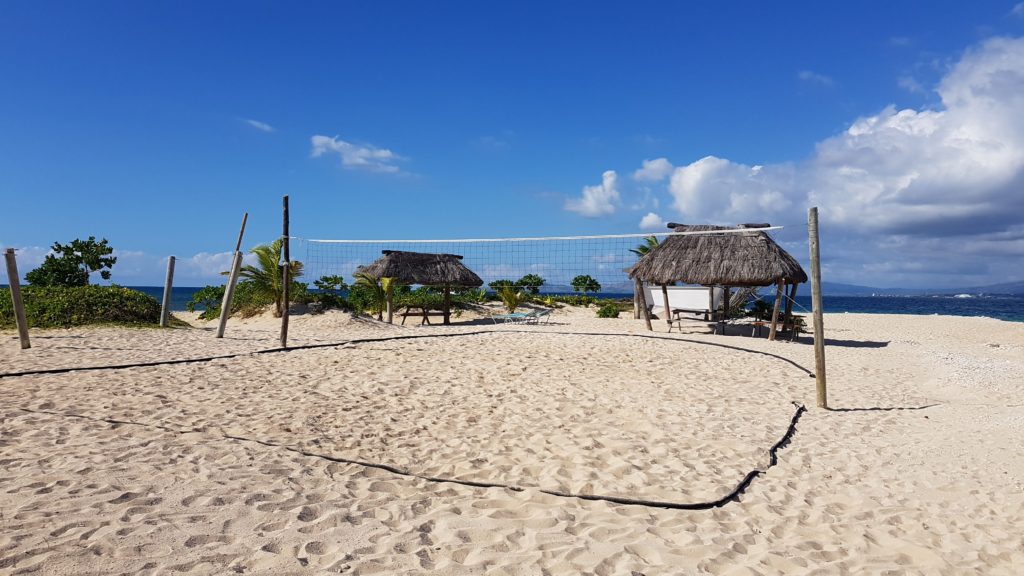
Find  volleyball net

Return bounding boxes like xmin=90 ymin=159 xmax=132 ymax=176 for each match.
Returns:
xmin=296 ymin=227 xmax=785 ymax=295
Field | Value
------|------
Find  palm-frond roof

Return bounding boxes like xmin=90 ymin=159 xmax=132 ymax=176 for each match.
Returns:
xmin=359 ymin=250 xmax=484 ymax=287
xmin=627 ymin=223 xmax=808 ymax=286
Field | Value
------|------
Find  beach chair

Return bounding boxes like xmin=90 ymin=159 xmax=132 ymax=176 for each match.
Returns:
xmin=524 ymin=308 xmax=553 ymax=324
xmin=490 ymin=312 xmax=529 ymax=324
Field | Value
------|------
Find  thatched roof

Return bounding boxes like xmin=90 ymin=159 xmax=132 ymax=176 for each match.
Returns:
xmin=359 ymin=250 xmax=484 ymax=287
xmin=627 ymin=223 xmax=808 ymax=287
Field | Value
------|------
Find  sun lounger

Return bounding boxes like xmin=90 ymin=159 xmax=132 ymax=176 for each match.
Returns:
xmin=490 ymin=312 xmax=530 ymax=324
xmin=525 ymin=308 xmax=553 ymax=324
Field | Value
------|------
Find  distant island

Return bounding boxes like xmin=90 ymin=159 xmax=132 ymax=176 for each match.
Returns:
xmin=820 ymin=280 xmax=1024 ymax=297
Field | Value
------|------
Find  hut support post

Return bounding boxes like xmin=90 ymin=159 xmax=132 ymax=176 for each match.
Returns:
xmin=660 ymin=284 xmax=672 ymax=331
xmin=442 ymin=286 xmax=451 ymax=325
xmin=386 ymin=286 xmax=393 ymax=324
xmin=636 ymin=280 xmax=652 ymax=331
xmin=159 ymin=256 xmax=175 ymax=327
xmin=4 ymin=248 xmax=31 ymax=349
xmin=784 ymin=282 xmax=797 ymax=326
xmin=768 ymin=279 xmax=784 ymax=341
xmin=216 ymin=251 xmax=243 ymax=338
xmin=808 ymin=207 xmax=827 ymax=408
xmin=280 ymin=195 xmax=290 ymax=348
xmin=720 ymin=287 xmax=730 ymax=335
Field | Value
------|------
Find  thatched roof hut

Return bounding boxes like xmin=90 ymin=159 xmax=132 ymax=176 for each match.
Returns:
xmin=360 ymin=250 xmax=484 ymax=287
xmin=627 ymin=223 xmax=807 ymax=338
xmin=627 ymin=223 xmax=807 ymax=286
xmin=360 ymin=250 xmax=483 ymax=325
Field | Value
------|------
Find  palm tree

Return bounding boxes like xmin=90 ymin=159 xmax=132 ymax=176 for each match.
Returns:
xmin=237 ymin=238 xmax=303 ymax=317
xmin=352 ymin=271 xmax=388 ymax=320
xmin=496 ymin=285 xmax=527 ymax=313
xmin=630 ymin=235 xmax=659 ymax=258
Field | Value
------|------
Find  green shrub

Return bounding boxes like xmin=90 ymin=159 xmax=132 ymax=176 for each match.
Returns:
xmin=186 ymin=285 xmax=227 ymax=320
xmin=0 ymin=285 xmax=159 ymax=328
xmin=596 ymin=302 xmax=621 ymax=318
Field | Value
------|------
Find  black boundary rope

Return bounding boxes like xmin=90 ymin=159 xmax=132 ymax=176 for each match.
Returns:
xmin=17 ymin=403 xmax=807 ymax=511
xmin=0 ymin=329 xmax=813 ymax=380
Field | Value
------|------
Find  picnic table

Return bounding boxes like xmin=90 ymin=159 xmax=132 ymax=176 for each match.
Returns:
xmin=399 ymin=305 xmax=446 ymax=325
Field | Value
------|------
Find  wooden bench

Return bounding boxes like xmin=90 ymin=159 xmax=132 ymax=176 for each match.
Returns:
xmin=399 ymin=306 xmax=446 ymax=325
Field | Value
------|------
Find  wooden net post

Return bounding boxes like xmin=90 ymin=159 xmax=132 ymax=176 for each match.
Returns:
xmin=808 ymin=207 xmax=828 ymax=408
xmin=280 ymin=195 xmax=290 ymax=348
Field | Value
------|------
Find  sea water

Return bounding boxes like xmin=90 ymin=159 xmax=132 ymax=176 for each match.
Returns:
xmin=125 ymin=286 xmax=1024 ymax=323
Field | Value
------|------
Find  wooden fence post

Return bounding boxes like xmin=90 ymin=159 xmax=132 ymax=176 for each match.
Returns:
xmin=216 ymin=251 xmax=243 ymax=338
xmin=808 ymin=207 xmax=828 ymax=408
xmin=159 ymin=256 xmax=175 ymax=327
xmin=4 ymin=248 xmax=31 ymax=349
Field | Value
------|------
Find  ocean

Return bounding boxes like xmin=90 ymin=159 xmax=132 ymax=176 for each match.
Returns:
xmin=125 ymin=286 xmax=1024 ymax=323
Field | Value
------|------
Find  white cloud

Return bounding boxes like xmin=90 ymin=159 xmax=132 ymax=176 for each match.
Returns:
xmin=564 ymin=170 xmax=620 ymax=217
xmin=798 ymin=70 xmax=835 ymax=86
xmin=1012 ymin=3 xmax=1024 ymax=17
xmin=633 ymin=158 xmax=674 ymax=182
xmin=635 ymin=37 xmax=1024 ymax=287
xmin=311 ymin=135 xmax=403 ymax=173
xmin=668 ymin=157 xmax=795 ymax=223
xmin=898 ymin=75 xmax=925 ymax=93
xmin=639 ymin=212 xmax=666 ymax=231
xmin=244 ymin=119 xmax=275 ymax=133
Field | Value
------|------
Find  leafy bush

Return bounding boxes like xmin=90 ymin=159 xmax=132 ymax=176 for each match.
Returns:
xmin=516 ymin=274 xmax=546 ymax=295
xmin=25 ymin=237 xmax=117 ymax=287
xmin=747 ymin=299 xmax=772 ymax=321
xmin=571 ymin=275 xmax=601 ymax=295
xmin=496 ymin=285 xmax=527 ymax=313
xmin=184 ymin=279 xmax=302 ymax=320
xmin=542 ymin=294 xmax=596 ymax=307
xmin=311 ymin=275 xmax=349 ymax=310
xmin=596 ymin=302 xmax=622 ymax=318
xmin=186 ymin=285 xmax=227 ymax=320
xmin=0 ymin=285 xmax=159 ymax=328
xmin=488 ymin=279 xmax=515 ymax=291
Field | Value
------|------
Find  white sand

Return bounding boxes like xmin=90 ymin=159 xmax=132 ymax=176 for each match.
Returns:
xmin=2 ymin=306 xmax=1023 ymax=574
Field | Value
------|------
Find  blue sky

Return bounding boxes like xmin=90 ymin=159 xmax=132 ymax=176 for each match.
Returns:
xmin=3 ymin=1 xmax=1024 ymax=288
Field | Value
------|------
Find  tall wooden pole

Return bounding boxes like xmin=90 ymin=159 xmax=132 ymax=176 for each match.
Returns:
xmin=216 ymin=251 xmax=243 ymax=338
xmin=808 ymin=207 xmax=828 ymax=408
xmin=768 ymin=279 xmax=784 ymax=341
xmin=234 ymin=212 xmax=249 ymax=253
xmin=4 ymin=248 xmax=31 ymax=349
xmin=632 ymin=278 xmax=640 ymax=319
xmin=280 ymin=195 xmax=290 ymax=348
xmin=159 ymin=256 xmax=176 ymax=327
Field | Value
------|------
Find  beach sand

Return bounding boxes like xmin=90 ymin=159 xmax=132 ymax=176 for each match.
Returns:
xmin=2 ymin=306 xmax=1023 ymax=574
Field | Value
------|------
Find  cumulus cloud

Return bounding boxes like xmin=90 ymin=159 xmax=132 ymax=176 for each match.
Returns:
xmin=565 ymin=170 xmax=620 ymax=217
xmin=244 ymin=118 xmax=275 ymax=133
xmin=634 ymin=37 xmax=1024 ymax=286
xmin=797 ymin=70 xmax=834 ymax=86
xmin=311 ymin=135 xmax=403 ymax=173
xmin=633 ymin=158 xmax=674 ymax=182
xmin=639 ymin=212 xmax=666 ymax=231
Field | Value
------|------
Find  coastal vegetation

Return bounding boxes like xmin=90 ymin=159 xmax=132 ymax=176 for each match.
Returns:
xmin=24 ymin=236 xmax=117 ymax=287
xmin=0 ymin=285 xmax=159 ymax=328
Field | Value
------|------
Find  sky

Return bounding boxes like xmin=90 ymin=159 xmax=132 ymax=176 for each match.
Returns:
xmin=2 ymin=1 xmax=1024 ymax=289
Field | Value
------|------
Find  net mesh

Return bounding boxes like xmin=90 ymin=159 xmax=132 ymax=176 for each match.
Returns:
xmin=297 ymin=228 xmax=784 ymax=295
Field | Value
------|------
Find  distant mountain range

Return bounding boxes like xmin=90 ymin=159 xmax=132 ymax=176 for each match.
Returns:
xmin=820 ymin=281 xmax=1024 ymax=296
